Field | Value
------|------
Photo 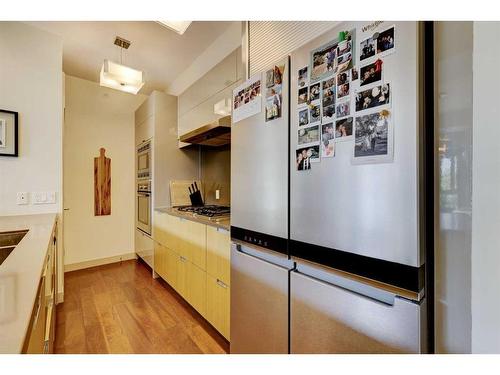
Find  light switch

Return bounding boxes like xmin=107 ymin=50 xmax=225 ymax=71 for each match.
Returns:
xmin=32 ymin=191 xmax=56 ymax=205
xmin=215 ymin=189 xmax=220 ymax=200
xmin=16 ymin=192 xmax=29 ymax=205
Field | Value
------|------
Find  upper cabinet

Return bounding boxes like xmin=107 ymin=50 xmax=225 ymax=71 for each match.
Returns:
xmin=178 ymin=47 xmax=243 ymax=148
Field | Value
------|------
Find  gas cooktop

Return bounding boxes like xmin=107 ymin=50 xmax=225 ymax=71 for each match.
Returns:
xmin=176 ymin=205 xmax=230 ymax=218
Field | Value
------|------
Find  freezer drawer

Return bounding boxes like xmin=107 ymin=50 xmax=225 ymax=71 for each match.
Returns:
xmin=291 ymin=270 xmax=426 ymax=353
xmin=230 ymin=243 xmax=291 ymax=354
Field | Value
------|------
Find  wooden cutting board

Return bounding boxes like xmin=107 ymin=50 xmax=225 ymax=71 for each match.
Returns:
xmin=94 ymin=148 xmax=111 ymax=216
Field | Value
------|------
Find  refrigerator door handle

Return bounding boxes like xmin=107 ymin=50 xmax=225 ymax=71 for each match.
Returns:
xmin=292 ymin=268 xmax=396 ymax=307
xmin=234 ymin=242 xmax=294 ymax=271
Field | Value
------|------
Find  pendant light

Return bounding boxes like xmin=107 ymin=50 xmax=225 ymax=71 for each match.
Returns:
xmin=100 ymin=36 xmax=145 ymax=95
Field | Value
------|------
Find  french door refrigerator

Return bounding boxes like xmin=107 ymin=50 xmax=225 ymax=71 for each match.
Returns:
xmin=230 ymin=58 xmax=294 ymax=354
xmin=231 ymin=21 xmax=433 ymax=354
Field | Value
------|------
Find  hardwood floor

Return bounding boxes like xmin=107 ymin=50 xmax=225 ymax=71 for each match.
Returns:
xmin=55 ymin=259 xmax=229 ymax=354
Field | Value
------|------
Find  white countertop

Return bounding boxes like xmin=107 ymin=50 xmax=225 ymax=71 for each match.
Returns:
xmin=0 ymin=213 xmax=57 ymax=353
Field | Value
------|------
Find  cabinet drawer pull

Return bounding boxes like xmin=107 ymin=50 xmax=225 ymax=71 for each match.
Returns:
xmin=216 ymin=279 xmax=228 ymax=288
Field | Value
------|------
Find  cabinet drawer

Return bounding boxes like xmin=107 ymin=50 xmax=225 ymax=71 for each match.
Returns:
xmin=153 ymin=211 xmax=168 ymax=247
xmin=165 ymin=246 xmax=179 ymax=290
xmin=176 ymin=254 xmax=189 ymax=300
xmin=153 ymin=242 xmax=166 ymax=280
xmin=206 ymin=274 xmax=230 ymax=340
xmin=206 ymin=226 xmax=230 ymax=285
xmin=187 ymin=263 xmax=207 ymax=316
xmin=183 ymin=220 xmax=206 ymax=269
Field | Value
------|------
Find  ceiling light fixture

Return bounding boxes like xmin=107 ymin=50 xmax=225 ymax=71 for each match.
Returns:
xmin=156 ymin=21 xmax=192 ymax=35
xmin=100 ymin=36 xmax=145 ymax=95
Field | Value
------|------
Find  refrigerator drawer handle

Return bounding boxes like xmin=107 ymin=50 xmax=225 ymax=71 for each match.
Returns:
xmin=293 ymin=269 xmax=396 ymax=307
xmin=234 ymin=243 xmax=292 ymax=270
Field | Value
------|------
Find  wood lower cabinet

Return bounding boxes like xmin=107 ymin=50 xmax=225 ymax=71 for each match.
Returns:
xmin=206 ymin=226 xmax=231 ymax=286
xmin=153 ymin=211 xmax=229 ymax=340
xmin=187 ymin=262 xmax=207 ymax=316
xmin=164 ymin=246 xmax=178 ymax=289
xmin=206 ymin=274 xmax=230 ymax=340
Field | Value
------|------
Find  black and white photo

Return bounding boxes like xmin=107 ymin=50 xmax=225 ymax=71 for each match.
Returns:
xmin=298 ymin=66 xmax=308 ymax=88
xmin=310 ymin=40 xmax=337 ymax=81
xmin=310 ymin=82 xmax=321 ymax=101
xmin=296 ymin=144 xmax=320 ymax=171
xmin=298 ymin=86 xmax=309 ymax=106
xmin=298 ymin=125 xmax=320 ymax=145
xmin=360 ymin=36 xmax=376 ymax=61
xmin=335 ymin=117 xmax=353 ymax=139
xmin=354 ymin=109 xmax=392 ymax=160
xmin=360 ymin=59 xmax=383 ymax=87
xmin=298 ymin=108 xmax=309 ymax=126
xmin=376 ymin=26 xmax=395 ymax=54
xmin=355 ymin=83 xmax=391 ymax=112
xmin=321 ymin=122 xmax=335 ymax=158
xmin=336 ymin=101 xmax=350 ymax=118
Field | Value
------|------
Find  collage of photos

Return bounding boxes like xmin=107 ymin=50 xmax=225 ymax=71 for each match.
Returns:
xmin=296 ymin=29 xmax=356 ymax=171
xmin=295 ymin=24 xmax=396 ymax=170
xmin=352 ymin=24 xmax=395 ymax=163
xmin=265 ymin=65 xmax=285 ymax=122
xmin=232 ymin=75 xmax=262 ymax=123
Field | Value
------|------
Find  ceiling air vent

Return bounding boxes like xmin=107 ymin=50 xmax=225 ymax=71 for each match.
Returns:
xmin=114 ymin=36 xmax=131 ymax=49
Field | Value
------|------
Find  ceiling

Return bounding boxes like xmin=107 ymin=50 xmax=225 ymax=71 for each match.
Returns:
xmin=26 ymin=21 xmax=234 ymax=95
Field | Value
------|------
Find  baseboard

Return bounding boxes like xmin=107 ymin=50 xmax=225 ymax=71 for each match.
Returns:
xmin=65 ymin=252 xmax=137 ymax=272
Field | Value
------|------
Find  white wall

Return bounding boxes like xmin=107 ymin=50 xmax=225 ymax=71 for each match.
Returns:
xmin=0 ymin=22 xmax=63 ymax=215
xmin=63 ymin=75 xmax=146 ymax=267
xmin=471 ymin=21 xmax=500 ymax=353
xmin=166 ymin=21 xmax=243 ymax=96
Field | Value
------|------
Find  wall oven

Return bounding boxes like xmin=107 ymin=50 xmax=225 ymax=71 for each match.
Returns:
xmin=137 ymin=140 xmax=151 ymax=180
xmin=137 ymin=180 xmax=152 ymax=235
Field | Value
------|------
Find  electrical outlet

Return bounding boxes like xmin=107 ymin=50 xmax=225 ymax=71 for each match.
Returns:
xmin=215 ymin=189 xmax=220 ymax=200
xmin=16 ymin=192 xmax=29 ymax=205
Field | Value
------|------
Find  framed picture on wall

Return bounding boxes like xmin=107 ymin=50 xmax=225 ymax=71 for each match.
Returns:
xmin=0 ymin=109 xmax=19 ymax=157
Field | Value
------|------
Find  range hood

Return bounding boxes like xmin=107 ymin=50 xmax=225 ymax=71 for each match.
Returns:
xmin=179 ymin=116 xmax=231 ymax=146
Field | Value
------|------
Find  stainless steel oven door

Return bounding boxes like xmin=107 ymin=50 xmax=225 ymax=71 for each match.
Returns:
xmin=137 ymin=191 xmax=151 ymax=235
xmin=137 ymin=141 xmax=151 ymax=180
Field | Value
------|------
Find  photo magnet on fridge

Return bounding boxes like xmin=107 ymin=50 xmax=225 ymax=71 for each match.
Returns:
xmin=353 ymin=109 xmax=394 ymax=164
xmin=321 ymin=122 xmax=335 ymax=158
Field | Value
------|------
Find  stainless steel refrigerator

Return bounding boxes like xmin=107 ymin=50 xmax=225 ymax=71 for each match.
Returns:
xmin=231 ymin=21 xmax=432 ymax=354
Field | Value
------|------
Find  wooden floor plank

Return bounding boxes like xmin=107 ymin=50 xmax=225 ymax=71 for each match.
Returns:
xmin=55 ymin=259 xmax=228 ymax=354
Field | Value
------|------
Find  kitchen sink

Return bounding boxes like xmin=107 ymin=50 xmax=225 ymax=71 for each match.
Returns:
xmin=0 ymin=230 xmax=28 ymax=265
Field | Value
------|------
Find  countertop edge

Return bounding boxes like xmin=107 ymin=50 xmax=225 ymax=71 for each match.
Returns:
xmin=154 ymin=207 xmax=230 ymax=231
